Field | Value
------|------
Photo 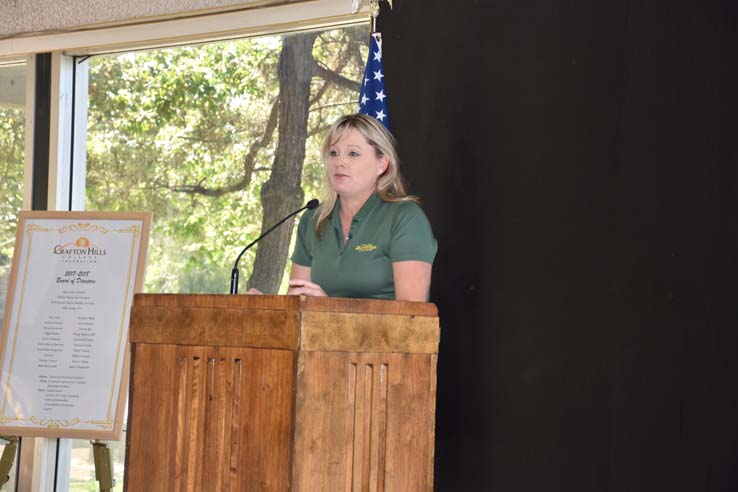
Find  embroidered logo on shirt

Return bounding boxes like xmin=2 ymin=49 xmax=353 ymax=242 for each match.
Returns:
xmin=355 ymin=243 xmax=377 ymax=252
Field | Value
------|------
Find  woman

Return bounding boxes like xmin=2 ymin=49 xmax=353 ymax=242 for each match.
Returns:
xmin=286 ymin=114 xmax=436 ymax=301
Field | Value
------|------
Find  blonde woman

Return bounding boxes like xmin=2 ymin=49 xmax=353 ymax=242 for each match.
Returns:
xmin=287 ymin=114 xmax=436 ymax=301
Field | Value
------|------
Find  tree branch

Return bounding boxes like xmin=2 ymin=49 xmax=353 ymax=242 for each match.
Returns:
xmin=310 ymin=101 xmax=357 ymax=112
xmin=168 ymin=176 xmax=250 ymax=197
xmin=314 ymin=61 xmax=361 ymax=92
xmin=165 ymin=97 xmax=280 ymax=197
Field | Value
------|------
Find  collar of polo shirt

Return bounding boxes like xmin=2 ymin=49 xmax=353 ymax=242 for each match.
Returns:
xmin=331 ymin=193 xmax=382 ymax=231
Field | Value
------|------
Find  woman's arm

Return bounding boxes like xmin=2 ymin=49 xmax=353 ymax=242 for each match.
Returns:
xmin=290 ymin=264 xmax=312 ymax=282
xmin=392 ymin=260 xmax=432 ymax=302
xmin=287 ymin=264 xmax=327 ymax=296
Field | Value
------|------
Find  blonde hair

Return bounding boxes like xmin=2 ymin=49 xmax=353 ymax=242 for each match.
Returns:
xmin=315 ymin=114 xmax=417 ymax=236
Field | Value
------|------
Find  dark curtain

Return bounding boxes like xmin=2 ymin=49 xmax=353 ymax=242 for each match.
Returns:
xmin=381 ymin=1 xmax=738 ymax=490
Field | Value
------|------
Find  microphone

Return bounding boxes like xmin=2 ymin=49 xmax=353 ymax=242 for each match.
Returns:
xmin=229 ymin=198 xmax=319 ymax=294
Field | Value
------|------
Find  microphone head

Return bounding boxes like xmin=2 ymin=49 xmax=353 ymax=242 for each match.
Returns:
xmin=306 ymin=198 xmax=320 ymax=210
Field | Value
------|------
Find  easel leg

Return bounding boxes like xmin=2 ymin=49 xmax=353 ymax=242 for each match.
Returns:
xmin=0 ymin=436 xmax=19 ymax=486
xmin=92 ymin=440 xmax=115 ymax=492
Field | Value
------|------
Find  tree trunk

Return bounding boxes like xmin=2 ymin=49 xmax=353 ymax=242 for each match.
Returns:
xmin=248 ymin=32 xmax=318 ymax=293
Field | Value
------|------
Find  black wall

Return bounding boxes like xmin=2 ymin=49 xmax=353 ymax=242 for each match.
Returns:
xmin=381 ymin=1 xmax=738 ymax=490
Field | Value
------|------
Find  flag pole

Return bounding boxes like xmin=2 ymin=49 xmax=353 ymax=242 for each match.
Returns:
xmin=369 ymin=0 xmax=379 ymax=33
xmin=362 ymin=0 xmax=392 ymax=34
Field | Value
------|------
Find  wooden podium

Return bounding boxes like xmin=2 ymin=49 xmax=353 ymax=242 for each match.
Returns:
xmin=124 ymin=294 xmax=439 ymax=491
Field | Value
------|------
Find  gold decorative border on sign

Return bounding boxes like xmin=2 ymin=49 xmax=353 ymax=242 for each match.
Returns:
xmin=105 ymin=224 xmax=141 ymax=422
xmin=57 ymin=223 xmax=109 ymax=234
xmin=85 ymin=419 xmax=114 ymax=430
xmin=1 ymin=414 xmax=113 ymax=430
xmin=29 ymin=416 xmax=80 ymax=429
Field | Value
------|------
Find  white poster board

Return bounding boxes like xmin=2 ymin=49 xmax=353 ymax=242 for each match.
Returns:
xmin=0 ymin=211 xmax=151 ymax=439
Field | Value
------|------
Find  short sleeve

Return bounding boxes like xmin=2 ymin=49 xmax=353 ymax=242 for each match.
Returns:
xmin=388 ymin=202 xmax=437 ymax=264
xmin=291 ymin=209 xmax=314 ymax=267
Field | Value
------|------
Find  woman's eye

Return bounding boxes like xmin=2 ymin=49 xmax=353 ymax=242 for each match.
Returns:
xmin=349 ymin=151 xmax=360 ymax=157
xmin=328 ymin=150 xmax=338 ymax=157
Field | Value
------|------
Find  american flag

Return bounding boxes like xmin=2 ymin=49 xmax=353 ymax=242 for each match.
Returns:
xmin=359 ymin=33 xmax=390 ymax=131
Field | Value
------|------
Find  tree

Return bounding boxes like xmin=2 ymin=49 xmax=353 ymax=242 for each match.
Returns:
xmin=249 ymin=32 xmax=316 ymax=293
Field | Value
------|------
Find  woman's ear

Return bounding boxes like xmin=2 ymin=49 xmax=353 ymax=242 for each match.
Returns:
xmin=378 ymin=157 xmax=389 ymax=175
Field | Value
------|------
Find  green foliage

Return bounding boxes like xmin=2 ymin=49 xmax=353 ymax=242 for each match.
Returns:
xmin=87 ymin=41 xmax=275 ymax=293
xmin=0 ymin=107 xmax=24 ymax=261
xmin=86 ymin=26 xmax=367 ymax=293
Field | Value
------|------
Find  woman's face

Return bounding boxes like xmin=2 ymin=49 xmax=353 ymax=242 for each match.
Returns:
xmin=326 ymin=128 xmax=388 ymax=200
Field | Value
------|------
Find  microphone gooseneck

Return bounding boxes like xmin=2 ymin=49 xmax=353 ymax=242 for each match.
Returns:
xmin=229 ymin=198 xmax=319 ymax=294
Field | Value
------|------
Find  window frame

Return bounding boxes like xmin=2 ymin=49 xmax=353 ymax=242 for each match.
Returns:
xmin=0 ymin=0 xmax=366 ymax=58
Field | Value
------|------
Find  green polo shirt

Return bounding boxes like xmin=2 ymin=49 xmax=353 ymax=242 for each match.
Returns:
xmin=291 ymin=194 xmax=437 ymax=300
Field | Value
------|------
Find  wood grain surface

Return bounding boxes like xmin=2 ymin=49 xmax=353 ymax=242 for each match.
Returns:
xmin=300 ymin=311 xmax=439 ymax=353
xmin=125 ymin=343 xmax=294 ymax=491
xmin=133 ymin=293 xmax=438 ymax=318
xmin=300 ymin=296 xmax=438 ymax=317
xmin=292 ymin=351 xmax=436 ymax=492
xmin=129 ymin=305 xmax=300 ymax=349
xmin=126 ymin=294 xmax=439 ymax=491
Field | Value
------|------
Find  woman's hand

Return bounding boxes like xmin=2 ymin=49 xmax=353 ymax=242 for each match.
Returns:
xmin=287 ymin=279 xmax=327 ymax=297
xmin=246 ymin=288 xmax=263 ymax=295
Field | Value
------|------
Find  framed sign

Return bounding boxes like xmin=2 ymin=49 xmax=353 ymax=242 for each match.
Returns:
xmin=0 ymin=211 xmax=151 ymax=439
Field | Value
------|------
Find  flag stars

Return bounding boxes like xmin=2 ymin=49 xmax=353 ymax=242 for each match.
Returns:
xmin=359 ymin=33 xmax=390 ymax=130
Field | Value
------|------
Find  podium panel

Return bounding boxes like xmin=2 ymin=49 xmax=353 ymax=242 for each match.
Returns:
xmin=293 ymin=351 xmax=436 ymax=492
xmin=126 ymin=344 xmax=294 ymax=490
xmin=125 ymin=294 xmax=439 ymax=492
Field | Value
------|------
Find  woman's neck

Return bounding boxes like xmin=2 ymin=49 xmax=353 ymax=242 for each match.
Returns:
xmin=339 ymin=191 xmax=374 ymax=219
